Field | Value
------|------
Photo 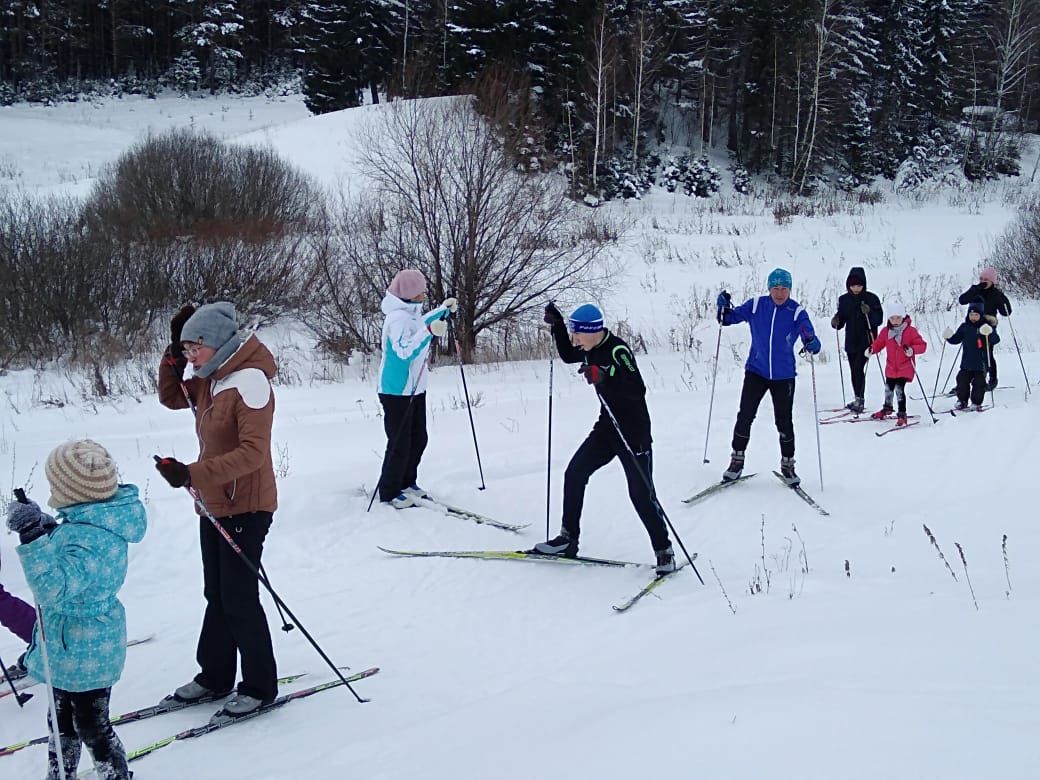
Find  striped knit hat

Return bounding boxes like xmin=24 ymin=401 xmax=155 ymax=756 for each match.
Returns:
xmin=45 ymin=439 xmax=119 ymax=509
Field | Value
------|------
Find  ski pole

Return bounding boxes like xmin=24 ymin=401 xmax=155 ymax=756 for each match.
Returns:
xmin=13 ymin=489 xmax=66 ymax=780
xmin=545 ymin=358 xmax=554 ymax=542
xmin=835 ymin=331 xmax=846 ymax=408
xmin=1006 ymin=315 xmax=1031 ymax=397
xmin=985 ymin=333 xmax=996 ymax=407
xmin=930 ymin=338 xmax=947 ymax=405
xmin=807 ymin=352 xmax=824 ymax=491
xmin=937 ymin=344 xmax=960 ymax=403
xmin=0 ymin=651 xmax=31 ymax=706
xmin=258 ymin=563 xmax=294 ymax=633
xmin=701 ymin=322 xmax=723 ymax=463
xmin=447 ymin=316 xmax=486 ymax=490
xmin=864 ymin=311 xmax=885 ymax=383
xmin=594 ymin=393 xmax=704 ymax=584
xmin=910 ymin=356 xmax=939 ymax=423
xmin=152 ymin=459 xmax=370 ymax=704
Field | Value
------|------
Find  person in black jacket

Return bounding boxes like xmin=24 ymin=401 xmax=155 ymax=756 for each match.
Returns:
xmin=535 ymin=303 xmax=675 ymax=574
xmin=944 ymin=302 xmax=1000 ymax=410
xmin=957 ymin=266 xmax=1012 ymax=390
xmin=830 ymin=266 xmax=883 ymax=413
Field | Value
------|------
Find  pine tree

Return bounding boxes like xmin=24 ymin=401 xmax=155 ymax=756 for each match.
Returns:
xmin=175 ymin=1 xmax=246 ymax=91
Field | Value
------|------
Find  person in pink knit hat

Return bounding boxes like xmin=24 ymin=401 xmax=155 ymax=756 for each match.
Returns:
xmin=958 ymin=266 xmax=1012 ymax=390
xmin=376 ymin=269 xmax=458 ymax=508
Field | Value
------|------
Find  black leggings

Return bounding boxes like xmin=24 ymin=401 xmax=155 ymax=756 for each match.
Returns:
xmin=378 ymin=392 xmax=428 ymax=501
xmin=561 ymin=426 xmax=671 ymax=552
xmin=48 ymin=687 xmax=129 ymax=779
xmin=731 ymin=371 xmax=795 ymax=457
xmin=885 ymin=378 xmax=908 ymax=415
xmin=847 ymin=349 xmax=868 ymax=399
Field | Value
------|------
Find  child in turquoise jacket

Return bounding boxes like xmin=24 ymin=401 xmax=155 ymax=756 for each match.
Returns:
xmin=6 ymin=439 xmax=146 ymax=780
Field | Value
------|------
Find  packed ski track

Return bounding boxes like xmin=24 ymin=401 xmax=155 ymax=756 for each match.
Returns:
xmin=1 ymin=94 xmax=1039 ymax=779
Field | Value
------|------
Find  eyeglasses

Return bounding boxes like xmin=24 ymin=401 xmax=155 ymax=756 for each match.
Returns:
xmin=182 ymin=343 xmax=207 ymax=358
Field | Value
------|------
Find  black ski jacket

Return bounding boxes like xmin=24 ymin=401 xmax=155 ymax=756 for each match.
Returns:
xmin=832 ymin=266 xmax=883 ymax=352
xmin=958 ymin=283 xmax=1012 ymax=318
xmin=551 ymin=323 xmax=652 ymax=450
xmin=948 ymin=320 xmax=1001 ymax=372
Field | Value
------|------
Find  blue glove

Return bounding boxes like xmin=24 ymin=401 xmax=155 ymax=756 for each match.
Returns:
xmin=802 ymin=334 xmax=822 ymax=355
xmin=5 ymin=500 xmax=56 ymax=545
xmin=716 ymin=291 xmax=732 ymax=323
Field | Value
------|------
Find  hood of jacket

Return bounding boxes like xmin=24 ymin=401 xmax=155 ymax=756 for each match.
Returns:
xmin=846 ymin=266 xmax=867 ymax=291
xmin=381 ymin=292 xmax=424 ymax=317
xmin=56 ymin=484 xmax=147 ymax=544
xmin=212 ymin=333 xmax=277 ymax=382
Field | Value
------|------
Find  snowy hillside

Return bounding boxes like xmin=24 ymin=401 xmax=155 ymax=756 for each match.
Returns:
xmin=1 ymin=94 xmax=1039 ymax=779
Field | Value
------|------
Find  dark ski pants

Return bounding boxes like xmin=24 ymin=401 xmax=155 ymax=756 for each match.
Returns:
xmin=847 ymin=349 xmax=868 ymax=400
xmin=47 ymin=687 xmax=129 ymax=780
xmin=378 ymin=392 xmax=428 ymax=502
xmin=196 ymin=511 xmax=277 ymax=703
xmin=561 ymin=426 xmax=671 ymax=552
xmin=884 ymin=377 xmax=908 ymax=415
xmin=956 ymin=369 xmax=987 ymax=406
xmin=731 ymin=371 xmax=795 ymax=458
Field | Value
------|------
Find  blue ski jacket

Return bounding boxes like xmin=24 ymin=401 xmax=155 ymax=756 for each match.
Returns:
xmin=722 ymin=296 xmax=818 ymax=380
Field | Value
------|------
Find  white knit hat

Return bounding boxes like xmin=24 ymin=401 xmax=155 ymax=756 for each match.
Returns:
xmin=44 ymin=439 xmax=119 ymax=509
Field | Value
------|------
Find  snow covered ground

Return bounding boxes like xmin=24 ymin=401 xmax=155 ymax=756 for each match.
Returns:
xmin=1 ymin=93 xmax=1039 ymax=779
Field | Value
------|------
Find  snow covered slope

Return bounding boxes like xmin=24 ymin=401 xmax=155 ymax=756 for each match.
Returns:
xmin=0 ymin=94 xmax=1038 ymax=779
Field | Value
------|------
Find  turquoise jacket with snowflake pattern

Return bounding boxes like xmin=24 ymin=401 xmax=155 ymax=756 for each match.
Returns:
xmin=17 ymin=484 xmax=147 ymax=692
xmin=378 ymin=293 xmax=450 ymax=395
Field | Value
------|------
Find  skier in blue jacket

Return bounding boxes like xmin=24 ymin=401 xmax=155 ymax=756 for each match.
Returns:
xmin=716 ymin=268 xmax=820 ymax=486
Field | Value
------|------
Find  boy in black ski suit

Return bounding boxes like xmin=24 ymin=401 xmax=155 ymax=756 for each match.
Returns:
xmin=957 ymin=266 xmax=1011 ymax=390
xmin=534 ymin=303 xmax=675 ymax=575
xmin=944 ymin=301 xmax=1000 ymax=410
xmin=830 ymin=266 xmax=883 ymax=413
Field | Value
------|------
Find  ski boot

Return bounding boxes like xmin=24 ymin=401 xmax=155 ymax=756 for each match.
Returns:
xmin=954 ymin=401 xmax=968 ymax=411
xmin=403 ymin=483 xmax=431 ymax=500
xmin=972 ymin=404 xmax=985 ymax=412
xmin=870 ymin=404 xmax=893 ymax=420
xmin=222 ymin=693 xmax=271 ymax=717
xmin=845 ymin=397 xmax=865 ymax=414
xmin=654 ymin=545 xmax=677 ymax=576
xmin=779 ymin=457 xmax=800 ymax=487
xmin=387 ymin=492 xmax=417 ymax=509
xmin=895 ymin=414 xmax=909 ymax=427
xmin=532 ymin=529 xmax=578 ymax=558
xmin=722 ymin=450 xmax=745 ymax=482
xmin=173 ymin=680 xmax=233 ymax=704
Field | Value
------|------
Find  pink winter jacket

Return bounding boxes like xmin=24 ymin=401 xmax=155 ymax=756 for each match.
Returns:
xmin=869 ymin=316 xmax=927 ymax=380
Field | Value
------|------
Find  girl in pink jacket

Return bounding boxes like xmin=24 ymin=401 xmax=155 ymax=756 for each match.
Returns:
xmin=867 ymin=301 xmax=927 ymax=425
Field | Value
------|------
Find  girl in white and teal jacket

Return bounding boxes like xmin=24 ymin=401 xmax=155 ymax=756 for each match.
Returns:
xmin=376 ymin=269 xmax=456 ymax=507
xmin=6 ymin=439 xmax=146 ymax=780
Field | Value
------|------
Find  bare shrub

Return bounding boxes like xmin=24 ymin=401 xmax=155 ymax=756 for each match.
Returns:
xmin=341 ymin=97 xmax=615 ymax=362
xmin=989 ymin=195 xmax=1040 ymax=298
xmin=83 ymin=128 xmax=318 ymax=242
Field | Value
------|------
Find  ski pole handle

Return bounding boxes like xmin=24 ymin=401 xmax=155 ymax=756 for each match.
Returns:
xmin=14 ymin=489 xmax=27 ymax=504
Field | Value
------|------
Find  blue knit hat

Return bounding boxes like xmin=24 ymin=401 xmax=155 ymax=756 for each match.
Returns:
xmin=967 ymin=301 xmax=985 ymax=316
xmin=568 ymin=303 xmax=604 ymax=333
xmin=767 ymin=268 xmax=793 ymax=289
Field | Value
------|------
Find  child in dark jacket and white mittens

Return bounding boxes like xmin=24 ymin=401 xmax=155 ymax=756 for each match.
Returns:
xmin=944 ymin=301 xmax=999 ymax=411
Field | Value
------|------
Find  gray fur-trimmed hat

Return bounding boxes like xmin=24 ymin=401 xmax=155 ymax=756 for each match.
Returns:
xmin=45 ymin=439 xmax=119 ymax=509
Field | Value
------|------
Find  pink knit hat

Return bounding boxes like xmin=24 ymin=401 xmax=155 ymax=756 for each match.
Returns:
xmin=979 ymin=266 xmax=997 ymax=284
xmin=388 ymin=269 xmax=427 ymax=300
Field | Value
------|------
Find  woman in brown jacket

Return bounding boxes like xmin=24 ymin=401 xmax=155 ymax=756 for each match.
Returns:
xmin=155 ymin=301 xmax=279 ymax=716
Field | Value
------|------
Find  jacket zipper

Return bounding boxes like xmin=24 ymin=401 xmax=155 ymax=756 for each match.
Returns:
xmin=768 ymin=306 xmax=777 ymax=380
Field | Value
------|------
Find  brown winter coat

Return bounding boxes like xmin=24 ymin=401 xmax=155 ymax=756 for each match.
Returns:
xmin=158 ymin=334 xmax=278 ymax=517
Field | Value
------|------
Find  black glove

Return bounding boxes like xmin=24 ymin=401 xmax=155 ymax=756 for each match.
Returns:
xmin=170 ymin=304 xmax=197 ymax=345
xmin=859 ymin=302 xmax=871 ymax=316
xmin=5 ymin=499 xmax=56 ymax=545
xmin=578 ymin=364 xmax=608 ymax=385
xmin=544 ymin=303 xmax=564 ymax=326
xmin=830 ymin=315 xmax=840 ymax=329
xmin=155 ymin=457 xmax=191 ymax=488
xmin=716 ymin=291 xmax=732 ymax=324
